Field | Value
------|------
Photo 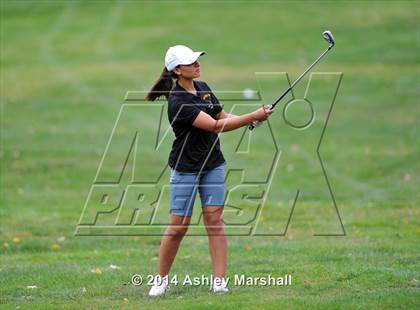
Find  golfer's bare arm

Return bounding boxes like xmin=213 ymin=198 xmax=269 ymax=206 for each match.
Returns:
xmin=216 ymin=110 xmax=236 ymax=119
xmin=193 ymin=108 xmax=272 ymax=133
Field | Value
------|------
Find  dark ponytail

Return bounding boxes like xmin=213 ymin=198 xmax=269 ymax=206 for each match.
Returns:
xmin=145 ymin=67 xmax=178 ymax=101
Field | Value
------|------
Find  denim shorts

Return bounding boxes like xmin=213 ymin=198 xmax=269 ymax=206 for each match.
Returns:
xmin=169 ymin=163 xmax=225 ymax=217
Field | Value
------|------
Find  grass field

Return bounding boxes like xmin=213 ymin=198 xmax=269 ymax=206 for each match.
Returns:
xmin=1 ymin=1 xmax=419 ymax=309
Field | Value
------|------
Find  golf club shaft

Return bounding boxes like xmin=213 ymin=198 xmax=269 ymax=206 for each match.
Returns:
xmin=271 ymin=45 xmax=332 ymax=109
xmin=249 ymin=44 xmax=333 ymax=130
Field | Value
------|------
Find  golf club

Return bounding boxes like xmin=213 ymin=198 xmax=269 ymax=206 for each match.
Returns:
xmin=249 ymin=30 xmax=335 ymax=130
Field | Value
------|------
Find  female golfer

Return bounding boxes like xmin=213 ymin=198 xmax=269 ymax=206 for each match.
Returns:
xmin=146 ymin=45 xmax=273 ymax=297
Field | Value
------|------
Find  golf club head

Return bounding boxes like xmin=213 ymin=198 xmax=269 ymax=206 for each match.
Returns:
xmin=322 ymin=30 xmax=335 ymax=46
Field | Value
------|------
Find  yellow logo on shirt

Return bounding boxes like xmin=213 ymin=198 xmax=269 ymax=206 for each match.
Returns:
xmin=202 ymin=93 xmax=213 ymax=109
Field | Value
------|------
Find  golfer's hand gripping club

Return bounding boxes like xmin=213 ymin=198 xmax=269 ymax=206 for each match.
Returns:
xmin=248 ymin=105 xmax=273 ymax=130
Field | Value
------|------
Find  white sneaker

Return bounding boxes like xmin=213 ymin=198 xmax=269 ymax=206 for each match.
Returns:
xmin=148 ymin=275 xmax=169 ymax=297
xmin=211 ymin=277 xmax=229 ymax=294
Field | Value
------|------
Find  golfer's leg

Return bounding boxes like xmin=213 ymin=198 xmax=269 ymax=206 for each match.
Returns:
xmin=158 ymin=168 xmax=199 ymax=277
xmin=199 ymin=163 xmax=227 ymax=278
xmin=158 ymin=214 xmax=191 ymax=277
xmin=203 ymin=206 xmax=227 ymax=278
